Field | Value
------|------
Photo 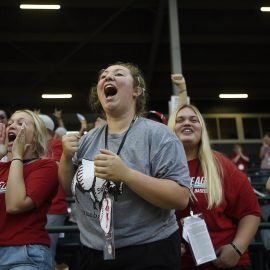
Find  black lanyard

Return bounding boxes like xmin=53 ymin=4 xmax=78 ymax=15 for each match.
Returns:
xmin=104 ymin=117 xmax=136 ymax=155
xmin=104 ymin=116 xmax=137 ymax=200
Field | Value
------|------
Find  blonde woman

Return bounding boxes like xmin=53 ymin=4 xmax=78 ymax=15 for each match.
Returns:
xmin=0 ymin=109 xmax=58 ymax=269
xmin=168 ymin=76 xmax=261 ymax=269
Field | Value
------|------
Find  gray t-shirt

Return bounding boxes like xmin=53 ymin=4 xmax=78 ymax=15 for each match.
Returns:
xmin=72 ymin=117 xmax=190 ymax=250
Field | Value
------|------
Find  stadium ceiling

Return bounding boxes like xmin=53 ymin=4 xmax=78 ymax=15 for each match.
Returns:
xmin=0 ymin=0 xmax=269 ymax=114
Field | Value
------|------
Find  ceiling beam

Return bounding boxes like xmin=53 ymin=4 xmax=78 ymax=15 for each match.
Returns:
xmin=0 ymin=63 xmax=268 ymax=72
xmin=1 ymin=33 xmax=269 ymax=44
xmin=0 ymin=0 xmax=258 ymax=9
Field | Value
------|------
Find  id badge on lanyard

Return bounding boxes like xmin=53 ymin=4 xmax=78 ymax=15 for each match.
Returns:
xmin=99 ymin=117 xmax=136 ymax=260
xmin=100 ymin=194 xmax=115 ymax=260
xmin=182 ymin=212 xmax=216 ymax=266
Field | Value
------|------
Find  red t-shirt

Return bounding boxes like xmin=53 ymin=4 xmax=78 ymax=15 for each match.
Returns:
xmin=0 ymin=159 xmax=58 ymax=246
xmin=176 ymin=152 xmax=261 ymax=269
xmin=47 ymin=138 xmax=68 ymax=215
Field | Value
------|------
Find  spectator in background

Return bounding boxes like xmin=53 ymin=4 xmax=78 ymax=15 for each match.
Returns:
xmin=0 ymin=109 xmax=9 ymax=125
xmin=53 ymin=108 xmax=65 ymax=129
xmin=54 ymin=127 xmax=67 ymax=140
xmin=266 ymin=176 xmax=270 ymax=193
xmin=231 ymin=143 xmax=250 ymax=171
xmin=146 ymin=110 xmax=167 ymax=125
xmin=169 ymin=74 xmax=261 ymax=269
xmin=259 ymin=132 xmax=270 ymax=170
xmin=0 ymin=110 xmax=11 ymax=162
xmin=0 ymin=109 xmax=58 ymax=269
xmin=39 ymin=114 xmax=68 ymax=267
xmin=94 ymin=116 xmax=107 ymax=128
xmin=169 ymin=104 xmax=261 ymax=269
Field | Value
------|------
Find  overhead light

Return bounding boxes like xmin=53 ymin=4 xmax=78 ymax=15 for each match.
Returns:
xmin=20 ymin=4 xmax=61 ymax=10
xmin=42 ymin=94 xmax=72 ymax=99
xmin=219 ymin=94 xmax=248 ymax=99
xmin=260 ymin=7 xmax=270 ymax=12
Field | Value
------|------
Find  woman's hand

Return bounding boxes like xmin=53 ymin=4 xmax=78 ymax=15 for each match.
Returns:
xmin=94 ymin=149 xmax=130 ymax=182
xmin=180 ymin=243 xmax=186 ymax=255
xmin=213 ymin=244 xmax=240 ymax=269
xmin=171 ymin=74 xmax=187 ymax=93
xmin=62 ymin=132 xmax=80 ymax=159
xmin=12 ymin=123 xmax=29 ymax=158
xmin=0 ymin=123 xmax=7 ymax=158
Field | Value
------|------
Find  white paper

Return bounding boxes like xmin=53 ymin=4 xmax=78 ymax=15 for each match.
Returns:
xmin=183 ymin=214 xmax=216 ymax=266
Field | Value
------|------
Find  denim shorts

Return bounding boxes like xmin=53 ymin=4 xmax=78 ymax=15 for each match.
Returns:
xmin=0 ymin=245 xmax=53 ymax=270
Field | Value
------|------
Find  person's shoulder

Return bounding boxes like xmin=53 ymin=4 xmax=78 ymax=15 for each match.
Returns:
xmin=136 ymin=117 xmax=179 ymax=147
xmin=38 ymin=157 xmax=56 ymax=164
xmin=50 ymin=138 xmax=62 ymax=145
xmin=214 ymin=151 xmax=247 ymax=179
xmin=213 ymin=151 xmax=237 ymax=169
xmin=137 ymin=117 xmax=172 ymax=133
xmin=32 ymin=158 xmax=58 ymax=169
xmin=81 ymin=125 xmax=106 ymax=141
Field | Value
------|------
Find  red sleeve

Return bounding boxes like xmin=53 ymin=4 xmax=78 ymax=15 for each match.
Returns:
xmin=24 ymin=159 xmax=59 ymax=208
xmin=218 ymin=154 xmax=261 ymax=219
xmin=49 ymin=139 xmax=63 ymax=162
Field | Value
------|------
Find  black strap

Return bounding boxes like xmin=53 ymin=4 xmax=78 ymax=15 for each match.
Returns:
xmin=104 ymin=117 xmax=136 ymax=155
xmin=104 ymin=116 xmax=137 ymax=200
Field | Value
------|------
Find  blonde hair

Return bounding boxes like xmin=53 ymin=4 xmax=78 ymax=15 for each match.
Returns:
xmin=168 ymin=104 xmax=223 ymax=209
xmin=13 ymin=109 xmax=48 ymax=157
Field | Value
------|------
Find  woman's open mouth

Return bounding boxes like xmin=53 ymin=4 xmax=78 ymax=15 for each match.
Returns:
xmin=8 ymin=132 xmax=17 ymax=142
xmin=104 ymin=85 xmax=117 ymax=98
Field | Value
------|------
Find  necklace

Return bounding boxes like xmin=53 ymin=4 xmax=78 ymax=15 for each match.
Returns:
xmin=23 ymin=158 xmax=39 ymax=164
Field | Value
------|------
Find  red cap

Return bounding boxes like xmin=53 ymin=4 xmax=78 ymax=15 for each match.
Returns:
xmin=147 ymin=110 xmax=167 ymax=125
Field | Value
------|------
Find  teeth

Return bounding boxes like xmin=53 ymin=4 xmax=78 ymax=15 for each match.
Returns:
xmin=104 ymin=85 xmax=117 ymax=98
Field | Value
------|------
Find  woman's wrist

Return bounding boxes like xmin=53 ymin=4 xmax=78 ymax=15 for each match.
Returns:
xmin=11 ymin=158 xmax=23 ymax=162
xmin=230 ymin=242 xmax=243 ymax=257
xmin=178 ymin=88 xmax=186 ymax=94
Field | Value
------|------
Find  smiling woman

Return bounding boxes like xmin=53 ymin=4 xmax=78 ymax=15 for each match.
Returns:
xmin=168 ymin=75 xmax=261 ymax=269
xmin=0 ymin=109 xmax=59 ymax=270
xmin=58 ymin=62 xmax=191 ymax=270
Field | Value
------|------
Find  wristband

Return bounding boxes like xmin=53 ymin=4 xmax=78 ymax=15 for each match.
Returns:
xmin=12 ymin=158 xmax=23 ymax=163
xmin=230 ymin=242 xmax=243 ymax=257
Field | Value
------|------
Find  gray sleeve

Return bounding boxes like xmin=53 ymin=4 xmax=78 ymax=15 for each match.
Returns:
xmin=151 ymin=138 xmax=190 ymax=188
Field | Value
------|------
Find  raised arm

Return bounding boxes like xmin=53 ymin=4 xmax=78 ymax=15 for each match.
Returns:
xmin=171 ymin=74 xmax=188 ymax=107
xmin=58 ymin=133 xmax=80 ymax=195
xmin=53 ymin=108 xmax=65 ymax=128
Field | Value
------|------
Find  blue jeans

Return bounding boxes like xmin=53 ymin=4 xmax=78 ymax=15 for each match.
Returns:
xmin=46 ymin=214 xmax=67 ymax=261
xmin=0 ymin=245 xmax=52 ymax=270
